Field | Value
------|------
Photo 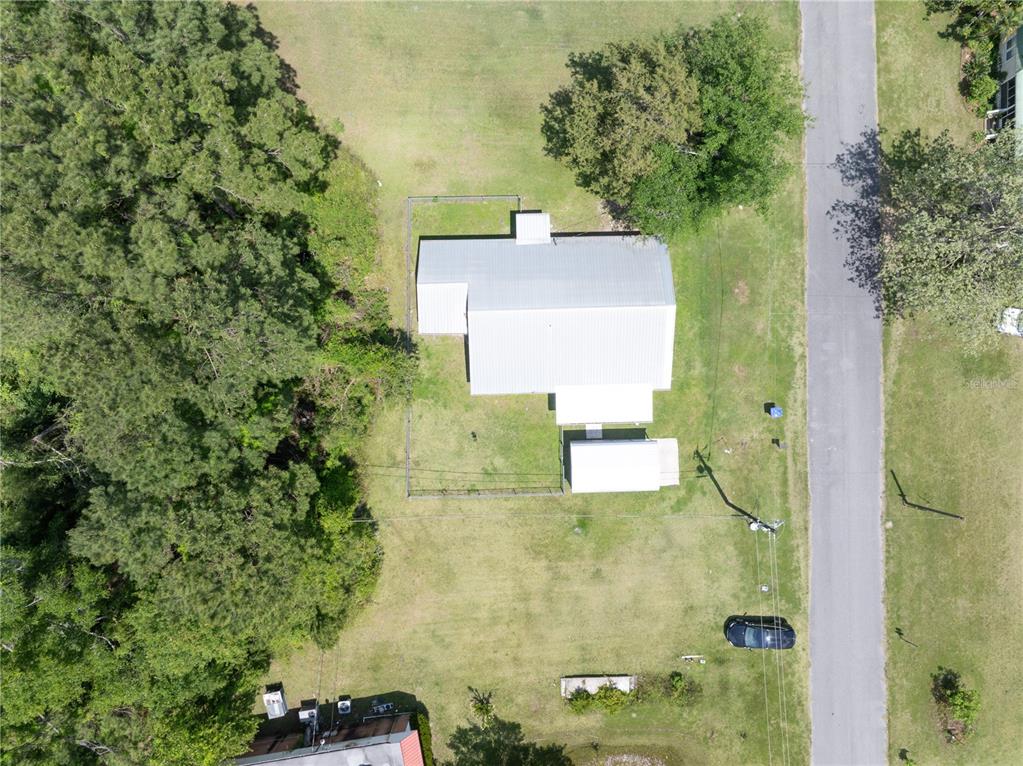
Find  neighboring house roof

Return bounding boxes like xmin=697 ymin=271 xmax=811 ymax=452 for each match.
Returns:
xmin=568 ymin=438 xmax=680 ymax=493
xmin=416 ymin=230 xmax=675 ymax=396
xmin=236 ymin=715 xmax=423 ymax=766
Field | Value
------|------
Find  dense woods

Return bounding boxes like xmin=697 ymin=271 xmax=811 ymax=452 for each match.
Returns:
xmin=0 ymin=2 xmax=412 ymax=763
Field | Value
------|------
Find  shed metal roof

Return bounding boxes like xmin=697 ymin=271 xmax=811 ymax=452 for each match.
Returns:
xmin=570 ymin=439 xmax=662 ymax=493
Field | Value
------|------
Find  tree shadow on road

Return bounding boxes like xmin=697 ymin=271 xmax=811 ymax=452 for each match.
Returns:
xmin=827 ymin=129 xmax=882 ymax=314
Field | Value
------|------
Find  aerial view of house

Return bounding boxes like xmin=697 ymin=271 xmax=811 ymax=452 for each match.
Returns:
xmin=416 ymin=210 xmax=680 ymax=493
xmin=1 ymin=2 xmax=1019 ymax=766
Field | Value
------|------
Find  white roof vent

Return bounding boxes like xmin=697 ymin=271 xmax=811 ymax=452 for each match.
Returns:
xmin=515 ymin=212 xmax=551 ymax=245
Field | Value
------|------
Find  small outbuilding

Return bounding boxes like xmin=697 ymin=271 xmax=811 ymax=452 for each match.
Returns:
xmin=560 ymin=675 xmax=638 ymax=698
xmin=569 ymin=439 xmax=680 ymax=494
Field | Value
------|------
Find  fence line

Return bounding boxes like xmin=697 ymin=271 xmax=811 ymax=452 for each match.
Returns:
xmin=407 ymin=486 xmax=564 ymax=500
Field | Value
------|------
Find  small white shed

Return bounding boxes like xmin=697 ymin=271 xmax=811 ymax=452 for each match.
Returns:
xmin=560 ymin=675 xmax=638 ymax=698
xmin=569 ymin=438 xmax=680 ymax=494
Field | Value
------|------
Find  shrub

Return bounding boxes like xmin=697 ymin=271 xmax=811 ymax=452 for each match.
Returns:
xmin=959 ymin=36 xmax=1000 ymax=115
xmin=468 ymin=687 xmax=495 ymax=727
xmin=931 ymin=667 xmax=980 ymax=741
xmin=592 ymin=684 xmax=633 ymax=714
xmin=414 ymin=712 xmax=435 ymax=766
xmin=565 ymin=683 xmax=636 ymax=714
xmin=567 ymin=688 xmax=594 ymax=714
xmin=668 ymin=672 xmax=703 ymax=707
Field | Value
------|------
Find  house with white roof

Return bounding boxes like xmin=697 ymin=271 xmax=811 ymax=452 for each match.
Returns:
xmin=417 ymin=212 xmax=676 ymax=423
xmin=416 ymin=211 xmax=679 ymax=493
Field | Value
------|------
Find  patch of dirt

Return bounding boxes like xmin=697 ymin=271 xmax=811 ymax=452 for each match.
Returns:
xmin=732 ymin=363 xmax=748 ymax=381
xmin=413 ymin=156 xmax=437 ymax=174
xmin=582 ymin=756 xmax=668 ymax=766
xmin=733 ymin=280 xmax=750 ymax=304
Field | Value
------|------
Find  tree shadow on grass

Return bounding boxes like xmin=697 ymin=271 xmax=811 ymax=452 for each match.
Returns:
xmin=444 ymin=717 xmax=571 ymax=766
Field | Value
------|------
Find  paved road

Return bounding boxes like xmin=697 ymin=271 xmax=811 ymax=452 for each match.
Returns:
xmin=801 ymin=2 xmax=887 ymax=765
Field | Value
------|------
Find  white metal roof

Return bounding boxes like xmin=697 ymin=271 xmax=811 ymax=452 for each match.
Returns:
xmin=515 ymin=212 xmax=551 ymax=244
xmin=416 ymin=282 xmax=467 ymax=334
xmin=554 ymin=384 xmax=653 ymax=425
xmin=416 ymin=227 xmax=675 ymax=395
xmin=417 ymin=234 xmax=673 ymax=311
xmin=468 ymin=304 xmax=673 ymax=394
xmin=569 ymin=439 xmax=669 ymax=493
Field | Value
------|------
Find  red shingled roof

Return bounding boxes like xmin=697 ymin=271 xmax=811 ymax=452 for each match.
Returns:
xmin=400 ymin=730 xmax=424 ymax=766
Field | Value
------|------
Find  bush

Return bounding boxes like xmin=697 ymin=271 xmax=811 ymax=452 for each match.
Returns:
xmin=592 ymin=684 xmax=633 ymax=714
xmin=468 ymin=687 xmax=495 ymax=727
xmin=565 ymin=683 xmax=636 ymax=714
xmin=668 ymin=672 xmax=703 ymax=707
xmin=567 ymin=688 xmax=594 ymax=714
xmin=931 ymin=667 xmax=980 ymax=741
xmin=414 ymin=712 xmax=435 ymax=766
xmin=959 ymin=37 xmax=1000 ymax=115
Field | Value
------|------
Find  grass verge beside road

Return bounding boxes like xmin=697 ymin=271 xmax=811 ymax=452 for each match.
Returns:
xmin=876 ymin=3 xmax=1023 ymax=763
xmin=257 ymin=2 xmax=809 ymax=763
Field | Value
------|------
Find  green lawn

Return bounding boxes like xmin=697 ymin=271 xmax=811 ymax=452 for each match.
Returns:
xmin=876 ymin=3 xmax=1023 ymax=763
xmin=256 ymin=2 xmax=809 ymax=763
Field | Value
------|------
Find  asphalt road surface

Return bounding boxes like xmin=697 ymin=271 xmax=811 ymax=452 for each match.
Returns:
xmin=801 ymin=2 xmax=887 ymax=764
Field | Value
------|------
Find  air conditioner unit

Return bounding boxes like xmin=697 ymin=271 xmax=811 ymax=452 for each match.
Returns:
xmin=262 ymin=684 xmax=288 ymax=720
xmin=298 ymin=699 xmax=318 ymax=724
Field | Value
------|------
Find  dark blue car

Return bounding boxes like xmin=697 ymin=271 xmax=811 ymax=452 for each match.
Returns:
xmin=724 ymin=615 xmax=796 ymax=650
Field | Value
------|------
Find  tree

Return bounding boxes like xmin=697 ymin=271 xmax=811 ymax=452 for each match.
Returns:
xmin=1 ymin=0 xmax=330 ymax=494
xmin=540 ymin=38 xmax=701 ymax=200
xmin=468 ymin=687 xmax=496 ymax=727
xmin=923 ymin=1 xmax=1023 ymax=45
xmin=838 ymin=130 xmax=1023 ymax=345
xmin=541 ymin=15 xmax=803 ymax=237
xmin=1 ymin=2 xmax=407 ymax=763
xmin=444 ymin=718 xmax=571 ymax=766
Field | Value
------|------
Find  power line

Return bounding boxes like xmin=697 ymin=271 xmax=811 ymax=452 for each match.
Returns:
xmin=350 ymin=510 xmax=742 ymax=524
xmin=754 ymin=532 xmax=775 ymax=766
xmin=768 ymin=530 xmax=792 ymax=766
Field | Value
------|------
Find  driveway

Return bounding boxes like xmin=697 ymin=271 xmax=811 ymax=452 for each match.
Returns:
xmin=801 ymin=2 xmax=887 ymax=765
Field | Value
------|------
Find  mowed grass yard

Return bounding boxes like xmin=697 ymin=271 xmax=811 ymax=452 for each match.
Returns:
xmin=256 ymin=2 xmax=809 ymax=763
xmin=876 ymin=3 xmax=1023 ymax=764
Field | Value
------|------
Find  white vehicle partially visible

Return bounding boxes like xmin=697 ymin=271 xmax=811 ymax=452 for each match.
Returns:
xmin=997 ymin=307 xmax=1023 ymax=337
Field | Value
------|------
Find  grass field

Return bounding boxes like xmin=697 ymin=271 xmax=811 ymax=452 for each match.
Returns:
xmin=255 ymin=2 xmax=810 ymax=763
xmin=876 ymin=3 xmax=1023 ymax=764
